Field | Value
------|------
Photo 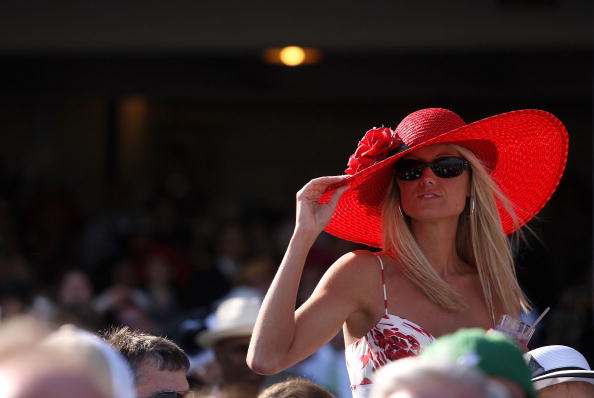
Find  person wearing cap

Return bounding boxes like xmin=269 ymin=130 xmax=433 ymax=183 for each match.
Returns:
xmin=104 ymin=326 xmax=190 ymax=398
xmin=197 ymin=296 xmax=266 ymax=398
xmin=524 ymin=345 xmax=594 ymax=398
xmin=247 ymin=108 xmax=569 ymax=398
xmin=420 ymin=328 xmax=536 ymax=398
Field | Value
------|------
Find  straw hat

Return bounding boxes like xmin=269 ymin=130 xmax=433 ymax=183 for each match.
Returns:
xmin=525 ymin=345 xmax=594 ymax=390
xmin=321 ymin=108 xmax=569 ymax=248
xmin=196 ymin=296 xmax=262 ymax=347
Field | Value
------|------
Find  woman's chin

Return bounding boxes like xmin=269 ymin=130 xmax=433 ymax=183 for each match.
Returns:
xmin=406 ymin=210 xmax=464 ymax=223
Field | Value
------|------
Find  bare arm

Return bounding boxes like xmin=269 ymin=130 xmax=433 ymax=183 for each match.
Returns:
xmin=247 ymin=176 xmax=354 ymax=375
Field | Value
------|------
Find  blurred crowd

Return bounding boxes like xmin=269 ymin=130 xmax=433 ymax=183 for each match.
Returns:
xmin=1 ymin=301 xmax=593 ymax=398
xmin=0 ymin=167 xmax=355 ymax=332
xmin=0 ymin=169 xmax=592 ymax=398
xmin=0 ymin=168 xmax=358 ymax=396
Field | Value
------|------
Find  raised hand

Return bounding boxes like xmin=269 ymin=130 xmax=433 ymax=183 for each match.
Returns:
xmin=295 ymin=175 xmax=350 ymax=236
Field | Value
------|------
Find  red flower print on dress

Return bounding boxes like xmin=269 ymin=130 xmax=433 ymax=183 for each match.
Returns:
xmin=359 ymin=353 xmax=372 ymax=368
xmin=345 ymin=127 xmax=402 ymax=175
xmin=404 ymin=321 xmax=434 ymax=339
xmin=345 ymin=314 xmax=435 ymax=397
xmin=369 ymin=327 xmax=421 ymax=362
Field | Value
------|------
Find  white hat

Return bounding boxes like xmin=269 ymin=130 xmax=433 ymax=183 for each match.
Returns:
xmin=524 ymin=345 xmax=594 ymax=390
xmin=196 ymin=296 xmax=261 ymax=347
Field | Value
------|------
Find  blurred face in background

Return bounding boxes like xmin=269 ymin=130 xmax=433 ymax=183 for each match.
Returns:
xmin=59 ymin=270 xmax=93 ymax=306
xmin=114 ymin=304 xmax=157 ymax=335
xmin=144 ymin=254 xmax=173 ymax=285
xmin=213 ymin=336 xmax=263 ymax=386
xmin=217 ymin=224 xmax=248 ymax=261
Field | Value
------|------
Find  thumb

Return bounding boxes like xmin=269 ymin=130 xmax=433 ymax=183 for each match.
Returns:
xmin=327 ymin=184 xmax=350 ymax=209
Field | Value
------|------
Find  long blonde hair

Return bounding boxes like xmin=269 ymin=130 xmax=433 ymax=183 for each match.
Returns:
xmin=381 ymin=144 xmax=530 ymax=316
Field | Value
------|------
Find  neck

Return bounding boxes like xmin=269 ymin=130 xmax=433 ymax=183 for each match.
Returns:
xmin=410 ymin=217 xmax=467 ymax=278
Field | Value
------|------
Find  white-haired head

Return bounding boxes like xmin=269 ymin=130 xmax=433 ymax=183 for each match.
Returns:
xmin=370 ymin=357 xmax=513 ymax=398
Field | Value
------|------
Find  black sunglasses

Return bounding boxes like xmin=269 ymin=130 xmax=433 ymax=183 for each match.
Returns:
xmin=146 ymin=392 xmax=185 ymax=398
xmin=395 ymin=156 xmax=469 ymax=181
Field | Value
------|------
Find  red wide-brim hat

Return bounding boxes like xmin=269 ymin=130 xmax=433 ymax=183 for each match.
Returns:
xmin=321 ymin=108 xmax=569 ymax=248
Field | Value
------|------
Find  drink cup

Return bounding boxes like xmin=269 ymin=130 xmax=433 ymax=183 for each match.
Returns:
xmin=492 ymin=314 xmax=534 ymax=348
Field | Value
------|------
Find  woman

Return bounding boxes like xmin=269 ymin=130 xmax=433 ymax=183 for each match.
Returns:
xmin=247 ymin=108 xmax=568 ymax=397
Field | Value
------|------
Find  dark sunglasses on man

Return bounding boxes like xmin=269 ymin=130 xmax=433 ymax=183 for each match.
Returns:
xmin=142 ymin=392 xmax=185 ymax=398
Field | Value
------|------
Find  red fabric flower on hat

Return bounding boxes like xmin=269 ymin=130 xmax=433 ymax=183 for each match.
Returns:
xmin=345 ymin=127 xmax=401 ymax=175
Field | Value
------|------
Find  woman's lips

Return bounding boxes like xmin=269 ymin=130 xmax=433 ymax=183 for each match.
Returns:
xmin=416 ymin=193 xmax=440 ymax=199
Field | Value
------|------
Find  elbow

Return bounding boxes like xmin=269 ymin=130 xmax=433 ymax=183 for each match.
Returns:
xmin=247 ymin=359 xmax=278 ymax=376
xmin=246 ymin=350 xmax=285 ymax=375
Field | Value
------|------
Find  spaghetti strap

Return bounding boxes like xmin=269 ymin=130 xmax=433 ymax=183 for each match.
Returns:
xmin=346 ymin=254 xmax=436 ymax=396
xmin=375 ymin=254 xmax=389 ymax=316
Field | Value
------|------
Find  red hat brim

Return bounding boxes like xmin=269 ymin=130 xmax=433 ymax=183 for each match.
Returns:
xmin=322 ymin=109 xmax=569 ymax=248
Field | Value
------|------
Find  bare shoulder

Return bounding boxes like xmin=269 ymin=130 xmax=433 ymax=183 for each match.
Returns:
xmin=323 ymin=250 xmax=382 ymax=279
xmin=320 ymin=250 xmax=388 ymax=340
xmin=318 ymin=250 xmax=383 ymax=301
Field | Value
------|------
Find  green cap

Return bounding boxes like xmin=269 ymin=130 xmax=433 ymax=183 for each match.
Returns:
xmin=421 ymin=328 xmax=536 ymax=398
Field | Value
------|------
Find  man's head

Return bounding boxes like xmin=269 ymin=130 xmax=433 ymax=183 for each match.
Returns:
xmin=213 ymin=335 xmax=263 ymax=385
xmin=0 ymin=350 xmax=109 ymax=398
xmin=421 ymin=328 xmax=536 ymax=398
xmin=105 ymin=326 xmax=189 ymax=398
xmin=0 ymin=321 xmax=136 ymax=398
xmin=42 ymin=325 xmax=136 ymax=398
xmin=537 ymin=381 xmax=594 ymax=398
xmin=196 ymin=296 xmax=264 ymax=388
xmin=524 ymin=345 xmax=594 ymax=398
xmin=370 ymin=356 xmax=511 ymax=398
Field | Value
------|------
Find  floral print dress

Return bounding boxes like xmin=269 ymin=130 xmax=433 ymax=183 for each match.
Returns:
xmin=344 ymin=255 xmax=435 ymax=398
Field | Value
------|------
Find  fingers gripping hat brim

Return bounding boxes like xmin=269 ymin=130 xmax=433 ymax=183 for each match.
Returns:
xmin=323 ymin=110 xmax=569 ymax=248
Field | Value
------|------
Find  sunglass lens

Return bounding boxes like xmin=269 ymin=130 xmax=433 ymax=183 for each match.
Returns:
xmin=395 ymin=159 xmax=425 ymax=181
xmin=432 ymin=157 xmax=466 ymax=178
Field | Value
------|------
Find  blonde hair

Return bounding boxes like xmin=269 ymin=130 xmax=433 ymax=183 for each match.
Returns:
xmin=381 ymin=144 xmax=530 ymax=316
xmin=258 ymin=378 xmax=336 ymax=398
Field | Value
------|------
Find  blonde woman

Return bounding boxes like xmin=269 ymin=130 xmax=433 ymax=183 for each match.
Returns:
xmin=247 ymin=108 xmax=568 ymax=398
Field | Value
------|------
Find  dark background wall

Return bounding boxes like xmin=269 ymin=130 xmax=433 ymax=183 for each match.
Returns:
xmin=0 ymin=0 xmax=591 ymax=359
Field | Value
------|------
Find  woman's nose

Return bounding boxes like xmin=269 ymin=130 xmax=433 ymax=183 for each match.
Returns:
xmin=419 ymin=166 xmax=436 ymax=184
